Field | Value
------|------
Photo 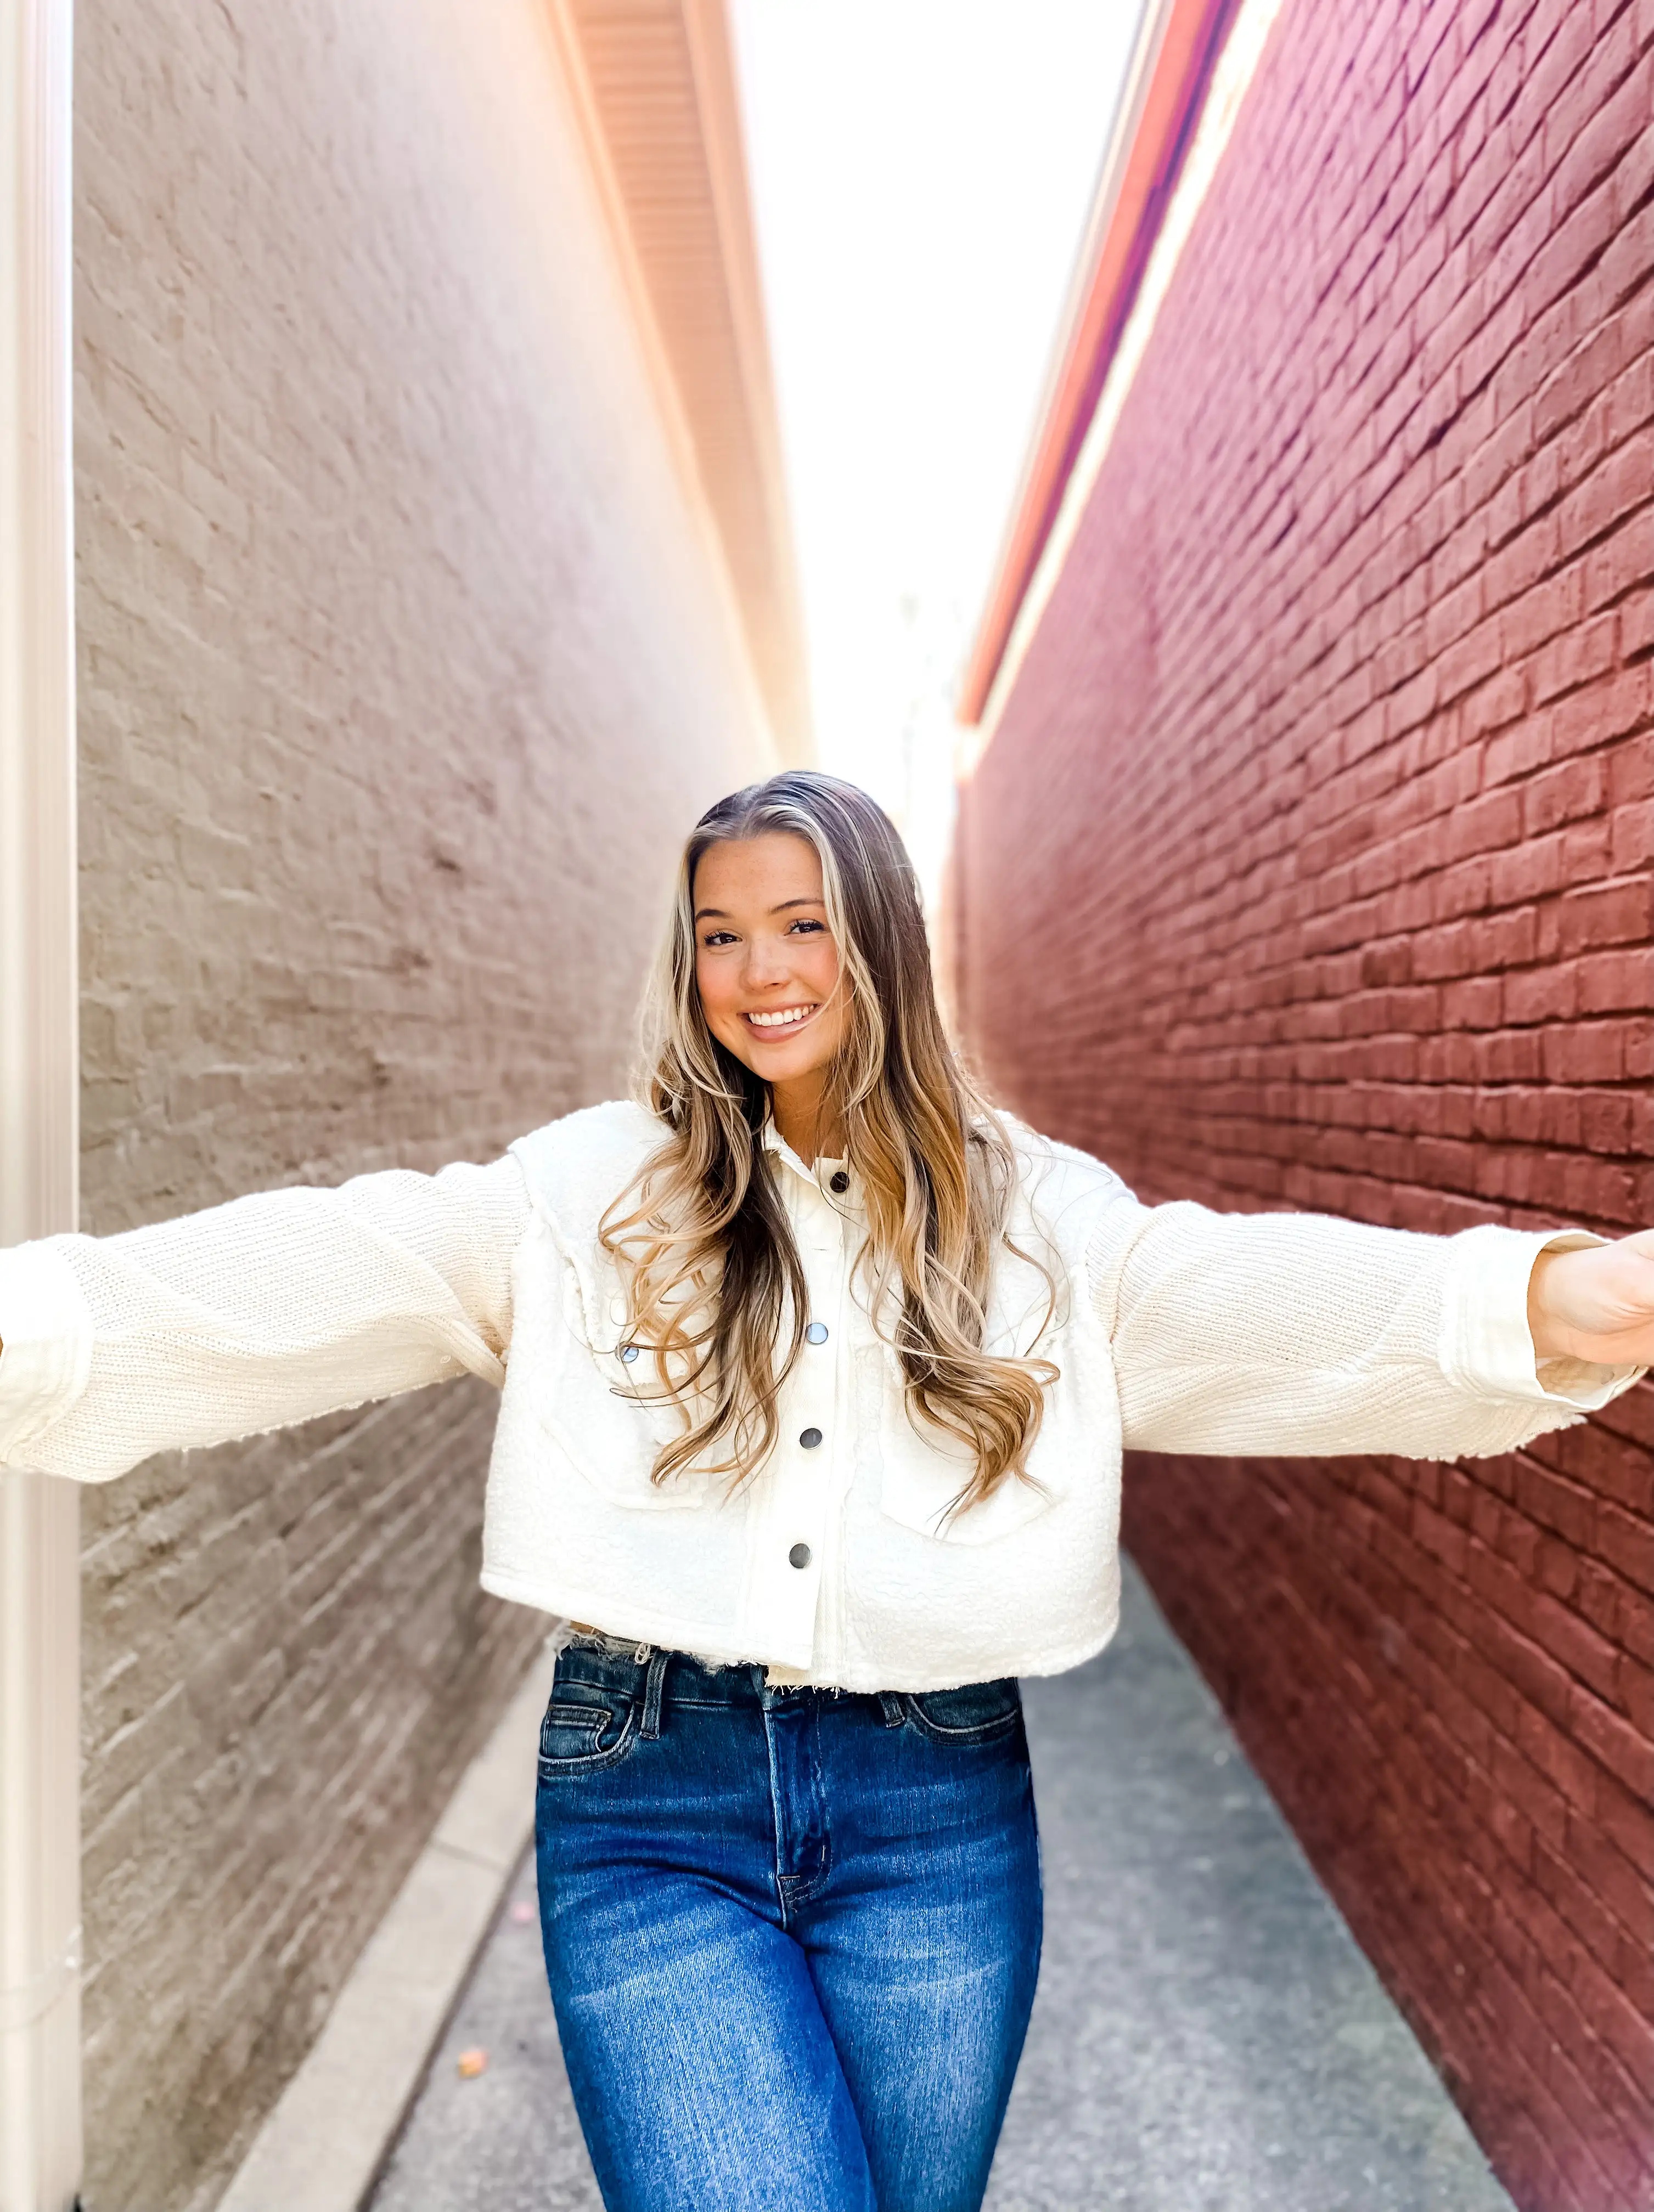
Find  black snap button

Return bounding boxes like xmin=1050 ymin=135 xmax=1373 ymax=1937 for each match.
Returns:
xmin=805 ymin=1321 xmax=829 ymax=1345
xmin=829 ymin=1170 xmax=849 ymax=1194
xmin=618 ymin=1344 xmax=640 ymax=1364
xmin=799 ymin=1427 xmax=823 ymax=1449
xmin=789 ymin=1542 xmax=813 ymax=1570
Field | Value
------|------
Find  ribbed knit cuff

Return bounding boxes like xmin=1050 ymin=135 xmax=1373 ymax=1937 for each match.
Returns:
xmin=1438 ymin=1222 xmax=1641 ymax=1408
xmin=0 ymin=1240 xmax=94 ymax=1461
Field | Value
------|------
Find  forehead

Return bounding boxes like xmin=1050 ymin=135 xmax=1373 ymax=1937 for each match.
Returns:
xmin=693 ymin=832 xmax=824 ymax=911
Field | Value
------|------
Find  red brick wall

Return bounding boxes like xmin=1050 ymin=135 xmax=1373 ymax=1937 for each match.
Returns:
xmin=951 ymin=3 xmax=1654 ymax=2207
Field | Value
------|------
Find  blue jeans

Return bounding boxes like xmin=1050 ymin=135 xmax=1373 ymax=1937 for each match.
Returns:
xmin=534 ymin=1640 xmax=1043 ymax=2212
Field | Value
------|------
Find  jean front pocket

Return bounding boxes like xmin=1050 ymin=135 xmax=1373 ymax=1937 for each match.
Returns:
xmin=903 ymin=1677 xmax=1023 ymax=1745
xmin=536 ymin=1686 xmax=640 ymax=1779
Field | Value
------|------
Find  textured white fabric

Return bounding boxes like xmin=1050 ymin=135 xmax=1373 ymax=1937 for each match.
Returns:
xmin=0 ymin=1242 xmax=93 ymax=1459
xmin=0 ymin=1159 xmax=525 ymax=1481
xmin=0 ymin=1101 xmax=1638 ymax=1690
xmin=1095 ymin=1200 xmax=1633 ymax=1461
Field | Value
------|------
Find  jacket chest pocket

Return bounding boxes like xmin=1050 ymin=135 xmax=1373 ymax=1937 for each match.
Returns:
xmin=521 ymin=1218 xmax=712 ymax=1513
xmin=540 ymin=1338 xmax=714 ymax=1513
xmin=863 ymin=1245 xmax=1073 ymax=1545
xmin=867 ymin=1345 xmax=1059 ymax=1547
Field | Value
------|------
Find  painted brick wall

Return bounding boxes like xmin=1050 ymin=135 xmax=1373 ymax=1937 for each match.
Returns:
xmin=72 ymin=1 xmax=775 ymax=2204
xmin=952 ymin=2 xmax=1653 ymax=2207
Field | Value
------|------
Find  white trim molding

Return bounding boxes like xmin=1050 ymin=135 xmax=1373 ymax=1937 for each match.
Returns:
xmin=542 ymin=0 xmax=809 ymax=764
xmin=0 ymin=0 xmax=81 ymax=2207
xmin=961 ymin=0 xmax=1287 ymax=772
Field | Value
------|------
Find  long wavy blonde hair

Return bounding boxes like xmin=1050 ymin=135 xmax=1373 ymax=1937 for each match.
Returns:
xmin=601 ymin=771 xmax=1055 ymax=1514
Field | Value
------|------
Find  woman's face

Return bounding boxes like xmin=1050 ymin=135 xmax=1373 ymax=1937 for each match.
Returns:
xmin=693 ymin=833 xmax=848 ymax=1092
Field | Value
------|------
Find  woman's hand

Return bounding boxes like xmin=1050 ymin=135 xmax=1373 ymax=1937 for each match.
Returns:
xmin=1528 ymin=1233 xmax=1654 ymax=1368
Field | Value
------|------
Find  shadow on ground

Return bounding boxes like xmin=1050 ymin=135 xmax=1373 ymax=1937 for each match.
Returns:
xmin=367 ymin=1559 xmax=1512 ymax=2211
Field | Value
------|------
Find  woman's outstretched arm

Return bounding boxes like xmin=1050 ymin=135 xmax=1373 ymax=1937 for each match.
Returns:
xmin=1089 ymin=1194 xmax=1644 ymax=1462
xmin=0 ymin=1153 xmax=531 ymax=1482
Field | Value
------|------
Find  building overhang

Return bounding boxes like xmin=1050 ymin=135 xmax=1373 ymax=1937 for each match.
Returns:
xmin=548 ymin=0 xmax=812 ymax=760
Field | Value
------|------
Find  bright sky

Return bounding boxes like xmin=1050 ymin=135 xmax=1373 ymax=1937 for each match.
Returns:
xmin=728 ymin=0 xmax=1146 ymax=910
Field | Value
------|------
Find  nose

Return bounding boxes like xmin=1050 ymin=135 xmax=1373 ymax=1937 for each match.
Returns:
xmin=741 ymin=936 xmax=791 ymax=990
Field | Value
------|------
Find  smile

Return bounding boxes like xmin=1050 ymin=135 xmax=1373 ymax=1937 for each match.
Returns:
xmin=743 ymin=1003 xmax=820 ymax=1034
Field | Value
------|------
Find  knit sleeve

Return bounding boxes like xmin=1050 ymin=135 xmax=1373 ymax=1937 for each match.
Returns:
xmin=1087 ymin=1196 xmax=1642 ymax=1460
xmin=0 ymin=1152 xmax=531 ymax=1483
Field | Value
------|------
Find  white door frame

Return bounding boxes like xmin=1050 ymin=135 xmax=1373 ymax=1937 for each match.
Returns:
xmin=0 ymin=0 xmax=82 ymax=2205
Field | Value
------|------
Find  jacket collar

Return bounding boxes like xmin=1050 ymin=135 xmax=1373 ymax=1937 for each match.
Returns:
xmin=761 ymin=1119 xmax=849 ymax=1197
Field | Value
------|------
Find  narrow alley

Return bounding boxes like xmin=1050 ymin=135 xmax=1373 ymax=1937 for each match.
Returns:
xmin=2 ymin=1 xmax=1650 ymax=2208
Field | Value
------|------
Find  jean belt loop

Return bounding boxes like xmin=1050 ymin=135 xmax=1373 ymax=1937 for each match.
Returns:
xmin=640 ymin=1647 xmax=670 ymax=1741
xmin=877 ymin=1691 xmax=906 ymax=1729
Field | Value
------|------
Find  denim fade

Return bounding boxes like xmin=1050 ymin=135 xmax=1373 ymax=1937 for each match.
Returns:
xmin=535 ymin=1637 xmax=1044 ymax=2212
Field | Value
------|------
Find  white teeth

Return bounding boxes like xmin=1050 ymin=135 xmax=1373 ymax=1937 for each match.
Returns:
xmin=747 ymin=1005 xmax=817 ymax=1029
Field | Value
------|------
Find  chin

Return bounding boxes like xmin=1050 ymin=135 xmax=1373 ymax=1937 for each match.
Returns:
xmin=755 ymin=1048 xmax=823 ymax=1078
xmin=715 ymin=1018 xmax=839 ymax=1083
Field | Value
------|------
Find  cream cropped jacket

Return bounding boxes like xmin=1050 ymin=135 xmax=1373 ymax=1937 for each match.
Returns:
xmin=0 ymin=1100 xmax=1638 ymax=1691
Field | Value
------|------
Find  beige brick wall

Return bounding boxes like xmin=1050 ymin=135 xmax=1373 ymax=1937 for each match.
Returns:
xmin=71 ymin=1 xmax=778 ymax=2203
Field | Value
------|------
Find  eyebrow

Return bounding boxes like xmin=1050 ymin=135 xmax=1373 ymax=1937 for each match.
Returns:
xmin=693 ymin=897 xmax=826 ymax=922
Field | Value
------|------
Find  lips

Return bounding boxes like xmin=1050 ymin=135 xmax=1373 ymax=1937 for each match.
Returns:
xmin=743 ymin=1003 xmax=820 ymax=1035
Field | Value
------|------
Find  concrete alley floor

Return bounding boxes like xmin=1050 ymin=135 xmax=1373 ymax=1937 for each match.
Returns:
xmin=367 ymin=1561 xmax=1514 ymax=2212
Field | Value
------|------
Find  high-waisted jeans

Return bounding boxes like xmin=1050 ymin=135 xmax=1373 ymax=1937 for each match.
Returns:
xmin=533 ymin=1639 xmax=1043 ymax=2212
